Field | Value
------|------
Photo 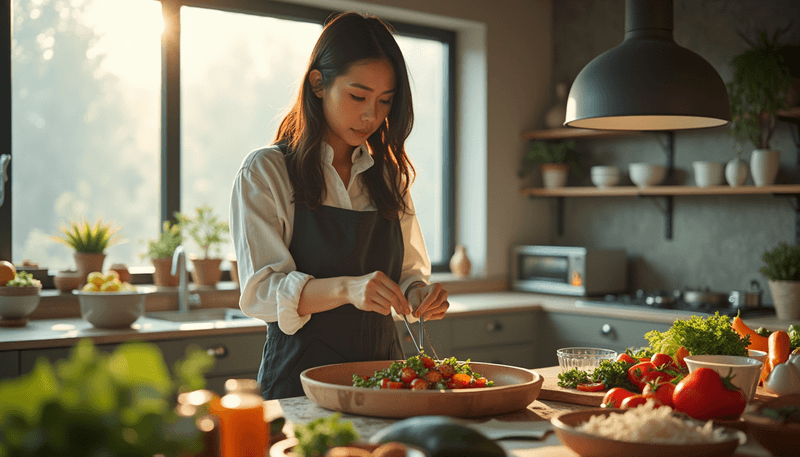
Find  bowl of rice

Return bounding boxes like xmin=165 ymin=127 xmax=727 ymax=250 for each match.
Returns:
xmin=551 ymin=402 xmax=745 ymax=457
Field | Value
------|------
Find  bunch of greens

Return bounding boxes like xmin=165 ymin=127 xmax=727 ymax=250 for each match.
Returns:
xmin=0 ymin=338 xmax=214 ymax=457
xmin=557 ymin=359 xmax=638 ymax=391
xmin=645 ymin=312 xmax=749 ymax=357
xmin=293 ymin=413 xmax=359 ymax=457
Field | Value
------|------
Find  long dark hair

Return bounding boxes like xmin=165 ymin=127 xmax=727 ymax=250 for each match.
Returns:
xmin=274 ymin=11 xmax=415 ymax=219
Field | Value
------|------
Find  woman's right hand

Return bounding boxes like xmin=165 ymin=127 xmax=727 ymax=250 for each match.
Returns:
xmin=346 ymin=271 xmax=410 ymax=316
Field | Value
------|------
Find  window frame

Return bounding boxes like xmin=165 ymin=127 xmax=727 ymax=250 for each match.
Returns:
xmin=0 ymin=0 xmax=456 ymax=272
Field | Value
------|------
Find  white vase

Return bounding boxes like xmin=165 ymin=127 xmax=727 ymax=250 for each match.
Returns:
xmin=449 ymin=245 xmax=471 ymax=278
xmin=768 ymin=279 xmax=800 ymax=320
xmin=750 ymin=149 xmax=780 ymax=186
xmin=541 ymin=163 xmax=569 ymax=188
xmin=725 ymin=158 xmax=748 ymax=187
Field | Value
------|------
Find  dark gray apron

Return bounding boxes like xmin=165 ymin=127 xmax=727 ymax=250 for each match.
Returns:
xmin=257 ymin=187 xmax=405 ymax=399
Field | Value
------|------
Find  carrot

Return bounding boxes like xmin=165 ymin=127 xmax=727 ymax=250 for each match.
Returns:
xmin=732 ymin=315 xmax=769 ymax=353
xmin=761 ymin=330 xmax=792 ymax=384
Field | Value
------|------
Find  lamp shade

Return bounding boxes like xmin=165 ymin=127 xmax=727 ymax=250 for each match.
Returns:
xmin=564 ymin=0 xmax=730 ymax=131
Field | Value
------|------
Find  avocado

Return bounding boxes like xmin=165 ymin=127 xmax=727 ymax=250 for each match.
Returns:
xmin=368 ymin=416 xmax=506 ymax=457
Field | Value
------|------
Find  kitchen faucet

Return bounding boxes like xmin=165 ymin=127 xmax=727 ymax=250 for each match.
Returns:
xmin=172 ymin=245 xmax=200 ymax=312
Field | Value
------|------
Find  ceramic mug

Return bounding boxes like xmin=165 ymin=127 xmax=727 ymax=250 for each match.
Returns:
xmin=692 ymin=161 xmax=723 ymax=187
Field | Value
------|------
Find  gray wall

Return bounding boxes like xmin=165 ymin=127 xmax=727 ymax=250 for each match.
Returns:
xmin=548 ymin=0 xmax=800 ymax=299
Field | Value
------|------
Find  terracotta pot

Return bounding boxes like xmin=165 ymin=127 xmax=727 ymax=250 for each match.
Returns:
xmin=73 ymin=252 xmax=106 ymax=284
xmin=108 ymin=263 xmax=131 ymax=283
xmin=151 ymin=257 xmax=179 ymax=287
xmin=229 ymin=259 xmax=239 ymax=287
xmin=190 ymin=257 xmax=223 ymax=286
xmin=768 ymin=279 xmax=800 ymax=320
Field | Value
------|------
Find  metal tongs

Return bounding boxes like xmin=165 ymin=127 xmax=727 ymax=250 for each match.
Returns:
xmin=402 ymin=313 xmax=439 ymax=360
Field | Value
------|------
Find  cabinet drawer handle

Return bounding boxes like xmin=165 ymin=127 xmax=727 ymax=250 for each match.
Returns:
xmin=487 ymin=321 xmax=503 ymax=333
xmin=601 ymin=324 xmax=615 ymax=336
xmin=206 ymin=345 xmax=227 ymax=358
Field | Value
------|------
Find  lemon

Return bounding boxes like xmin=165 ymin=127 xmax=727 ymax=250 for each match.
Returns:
xmin=103 ymin=270 xmax=120 ymax=283
xmin=87 ymin=271 xmax=105 ymax=287
xmin=82 ymin=282 xmax=100 ymax=292
xmin=100 ymin=278 xmax=122 ymax=292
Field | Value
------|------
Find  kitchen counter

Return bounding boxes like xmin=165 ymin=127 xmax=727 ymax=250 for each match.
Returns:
xmin=2 ymin=290 xmax=796 ymax=351
xmin=264 ymin=383 xmax=772 ymax=457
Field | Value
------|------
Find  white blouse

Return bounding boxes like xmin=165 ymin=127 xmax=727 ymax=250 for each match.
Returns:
xmin=229 ymin=142 xmax=431 ymax=335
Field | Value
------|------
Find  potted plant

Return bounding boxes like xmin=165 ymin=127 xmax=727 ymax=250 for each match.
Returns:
xmin=727 ymin=26 xmax=794 ymax=186
xmin=176 ymin=205 xmax=230 ymax=286
xmin=760 ymin=242 xmax=800 ymax=320
xmin=143 ymin=220 xmax=184 ymax=287
xmin=51 ymin=218 xmax=124 ymax=283
xmin=519 ymin=140 xmax=581 ymax=189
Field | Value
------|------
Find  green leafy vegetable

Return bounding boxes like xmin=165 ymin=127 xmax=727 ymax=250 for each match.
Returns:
xmin=557 ymin=360 xmax=638 ymax=391
xmin=293 ymin=413 xmax=359 ymax=457
xmin=0 ymin=338 xmax=214 ymax=457
xmin=789 ymin=325 xmax=800 ymax=351
xmin=351 ymin=354 xmax=493 ymax=389
xmin=645 ymin=312 xmax=749 ymax=357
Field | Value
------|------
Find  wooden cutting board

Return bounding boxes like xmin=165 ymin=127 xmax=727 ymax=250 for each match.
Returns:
xmin=534 ymin=365 xmax=778 ymax=407
xmin=535 ymin=366 xmax=605 ymax=406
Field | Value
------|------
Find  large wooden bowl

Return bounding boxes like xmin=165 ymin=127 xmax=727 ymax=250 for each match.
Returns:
xmin=551 ymin=408 xmax=745 ymax=457
xmin=300 ymin=361 xmax=543 ymax=419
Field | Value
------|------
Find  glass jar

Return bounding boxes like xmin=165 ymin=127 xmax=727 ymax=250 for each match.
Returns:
xmin=176 ymin=389 xmax=221 ymax=457
xmin=210 ymin=379 xmax=268 ymax=457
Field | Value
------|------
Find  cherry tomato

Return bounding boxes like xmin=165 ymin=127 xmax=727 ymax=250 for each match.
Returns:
xmin=674 ymin=347 xmax=690 ymax=369
xmin=627 ymin=361 xmax=656 ymax=391
xmin=672 ymin=367 xmax=747 ymax=421
xmin=576 ymin=382 xmax=606 ymax=392
xmin=472 ymin=377 xmax=487 ymax=388
xmin=381 ymin=378 xmax=404 ymax=389
xmin=620 ymin=394 xmax=650 ymax=409
xmin=642 ymin=381 xmax=675 ymax=408
xmin=424 ymin=370 xmax=444 ymax=383
xmin=420 ymin=356 xmax=436 ymax=368
xmin=437 ymin=363 xmax=456 ymax=378
xmin=602 ymin=387 xmax=637 ymax=408
xmin=650 ymin=353 xmax=675 ymax=369
xmin=451 ymin=373 xmax=472 ymax=388
xmin=615 ymin=353 xmax=637 ymax=364
xmin=410 ymin=378 xmax=429 ymax=390
xmin=400 ymin=367 xmax=418 ymax=384
xmin=640 ymin=369 xmax=675 ymax=385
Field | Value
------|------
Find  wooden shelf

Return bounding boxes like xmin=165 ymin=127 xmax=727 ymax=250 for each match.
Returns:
xmin=520 ymin=184 xmax=800 ymax=198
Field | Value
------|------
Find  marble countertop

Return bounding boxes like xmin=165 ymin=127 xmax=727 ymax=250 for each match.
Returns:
xmin=2 ymin=291 xmax=796 ymax=351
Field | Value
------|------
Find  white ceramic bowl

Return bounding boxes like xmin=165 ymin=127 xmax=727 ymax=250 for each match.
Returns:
xmin=557 ymin=347 xmax=617 ymax=373
xmin=0 ymin=286 xmax=41 ymax=320
xmin=693 ymin=161 xmax=724 ymax=187
xmin=73 ymin=287 xmax=155 ymax=329
xmin=590 ymin=166 xmax=621 ymax=188
xmin=684 ymin=354 xmax=763 ymax=402
xmin=628 ymin=163 xmax=666 ymax=188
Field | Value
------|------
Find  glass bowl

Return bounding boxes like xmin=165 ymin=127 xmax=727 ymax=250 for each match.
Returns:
xmin=557 ymin=347 xmax=617 ymax=373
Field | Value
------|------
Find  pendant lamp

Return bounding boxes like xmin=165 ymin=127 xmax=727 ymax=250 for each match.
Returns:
xmin=564 ymin=0 xmax=730 ymax=131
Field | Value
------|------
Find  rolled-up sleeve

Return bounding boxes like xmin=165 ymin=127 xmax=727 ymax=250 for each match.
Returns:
xmin=229 ymin=147 xmax=311 ymax=335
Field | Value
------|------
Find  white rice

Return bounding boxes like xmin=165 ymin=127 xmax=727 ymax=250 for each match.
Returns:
xmin=575 ymin=401 xmax=728 ymax=444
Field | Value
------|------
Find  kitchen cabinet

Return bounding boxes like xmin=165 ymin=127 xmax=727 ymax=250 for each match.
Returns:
xmin=13 ymin=333 xmax=264 ymax=394
xmin=520 ymin=107 xmax=800 ymax=240
xmin=536 ymin=311 xmax=671 ymax=367
xmin=0 ymin=350 xmax=19 ymax=380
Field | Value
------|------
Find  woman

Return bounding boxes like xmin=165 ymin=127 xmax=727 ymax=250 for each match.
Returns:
xmin=230 ymin=11 xmax=449 ymax=399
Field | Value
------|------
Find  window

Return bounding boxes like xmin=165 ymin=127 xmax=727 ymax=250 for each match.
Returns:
xmin=3 ymin=0 xmax=455 ymax=272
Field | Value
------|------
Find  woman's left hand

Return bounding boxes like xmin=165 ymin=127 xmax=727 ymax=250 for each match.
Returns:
xmin=407 ymin=283 xmax=449 ymax=320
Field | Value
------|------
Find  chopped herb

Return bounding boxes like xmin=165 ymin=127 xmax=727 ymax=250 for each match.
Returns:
xmin=557 ymin=360 xmax=637 ymax=391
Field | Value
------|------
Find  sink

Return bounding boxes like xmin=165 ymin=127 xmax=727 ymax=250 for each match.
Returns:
xmin=147 ymin=307 xmax=250 ymax=323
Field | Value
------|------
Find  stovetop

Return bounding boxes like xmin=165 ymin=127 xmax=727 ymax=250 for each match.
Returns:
xmin=577 ymin=290 xmax=775 ymax=318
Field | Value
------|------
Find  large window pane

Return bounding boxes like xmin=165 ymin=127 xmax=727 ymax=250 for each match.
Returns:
xmin=396 ymin=35 xmax=447 ymax=265
xmin=180 ymin=6 xmax=322 ymax=261
xmin=11 ymin=0 xmax=161 ymax=270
